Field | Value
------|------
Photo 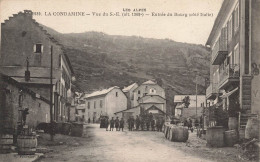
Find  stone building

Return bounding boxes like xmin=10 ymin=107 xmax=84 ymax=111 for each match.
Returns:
xmin=115 ymin=80 xmax=166 ymax=119
xmin=84 ymin=86 xmax=127 ymax=121
xmin=205 ymin=0 xmax=260 ymax=133
xmin=0 ymin=10 xmax=74 ymax=124
xmin=0 ymin=73 xmax=50 ymax=132
xmin=122 ymin=83 xmax=138 ymax=109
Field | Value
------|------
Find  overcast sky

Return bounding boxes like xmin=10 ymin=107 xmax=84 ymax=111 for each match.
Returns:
xmin=0 ymin=0 xmax=223 ymax=45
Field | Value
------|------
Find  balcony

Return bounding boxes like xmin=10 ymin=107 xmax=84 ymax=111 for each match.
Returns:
xmin=211 ymin=33 xmax=228 ymax=65
xmin=218 ymin=64 xmax=240 ymax=89
xmin=206 ymin=83 xmax=218 ymax=100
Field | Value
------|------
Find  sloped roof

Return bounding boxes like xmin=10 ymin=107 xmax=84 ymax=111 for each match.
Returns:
xmin=122 ymin=83 xmax=137 ymax=92
xmin=85 ymin=86 xmax=119 ymax=99
xmin=146 ymin=105 xmax=166 ymax=114
xmin=0 ymin=66 xmax=60 ymax=84
xmin=0 ymin=73 xmax=50 ymax=104
xmin=142 ymin=80 xmax=156 ymax=85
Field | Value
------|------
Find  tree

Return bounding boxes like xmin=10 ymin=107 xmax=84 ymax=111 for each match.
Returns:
xmin=182 ymin=96 xmax=190 ymax=108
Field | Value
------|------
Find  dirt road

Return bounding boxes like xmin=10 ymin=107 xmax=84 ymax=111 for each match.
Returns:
xmin=36 ymin=124 xmax=245 ymax=162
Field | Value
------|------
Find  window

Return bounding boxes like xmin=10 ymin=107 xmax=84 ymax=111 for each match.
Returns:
xmin=138 ymin=90 xmax=140 ymax=94
xmin=34 ymin=43 xmax=43 ymax=53
xmin=116 ymin=92 xmax=118 ymax=97
xmin=234 ymin=3 xmax=239 ymax=32
xmin=18 ymin=94 xmax=23 ymax=107
xmin=82 ymin=109 xmax=85 ymax=113
xmin=88 ymin=102 xmax=90 ymax=109
xmin=227 ymin=16 xmax=233 ymax=42
xmin=94 ymin=101 xmax=96 ymax=109
xmin=234 ymin=43 xmax=240 ymax=66
xmin=100 ymin=100 xmax=103 ymax=108
xmin=150 ymin=88 xmax=156 ymax=94
xmin=228 ymin=52 xmax=233 ymax=65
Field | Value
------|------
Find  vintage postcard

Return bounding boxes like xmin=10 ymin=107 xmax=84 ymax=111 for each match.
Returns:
xmin=0 ymin=0 xmax=259 ymax=161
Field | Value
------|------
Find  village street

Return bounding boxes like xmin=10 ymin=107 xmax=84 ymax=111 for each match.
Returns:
xmin=35 ymin=124 xmax=245 ymax=162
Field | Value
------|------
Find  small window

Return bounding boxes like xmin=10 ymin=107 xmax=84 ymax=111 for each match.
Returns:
xmin=82 ymin=109 xmax=85 ymax=113
xmin=34 ymin=44 xmax=43 ymax=53
xmin=88 ymin=102 xmax=90 ymax=109
xmin=138 ymin=90 xmax=141 ymax=94
xmin=100 ymin=100 xmax=103 ymax=108
xmin=116 ymin=92 xmax=118 ymax=97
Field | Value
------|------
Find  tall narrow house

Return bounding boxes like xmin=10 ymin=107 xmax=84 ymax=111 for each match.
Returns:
xmin=0 ymin=10 xmax=74 ymax=124
xmin=206 ymin=0 xmax=260 ymax=134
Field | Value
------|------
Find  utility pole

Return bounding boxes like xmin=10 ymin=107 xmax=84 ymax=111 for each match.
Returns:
xmin=196 ymin=73 xmax=198 ymax=118
xmin=50 ymin=46 xmax=54 ymax=141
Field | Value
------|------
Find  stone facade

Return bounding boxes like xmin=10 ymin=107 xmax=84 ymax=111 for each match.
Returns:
xmin=0 ymin=10 xmax=74 ymax=123
xmin=84 ymin=87 xmax=127 ymax=120
xmin=0 ymin=74 xmax=50 ymax=132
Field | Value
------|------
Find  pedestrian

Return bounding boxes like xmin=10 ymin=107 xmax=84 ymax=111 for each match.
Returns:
xmin=159 ymin=118 xmax=164 ymax=132
xmin=156 ymin=118 xmax=160 ymax=131
xmin=135 ymin=115 xmax=140 ymax=131
xmin=184 ymin=119 xmax=188 ymax=127
xmin=188 ymin=119 xmax=193 ymax=132
xmin=195 ymin=119 xmax=199 ymax=130
xmin=115 ymin=117 xmax=120 ymax=131
xmin=127 ymin=117 xmax=131 ymax=131
xmin=105 ymin=117 xmax=109 ymax=131
xmin=151 ymin=118 xmax=155 ymax=131
xmin=140 ymin=117 xmax=145 ymax=131
xmin=119 ymin=118 xmax=124 ymax=131
xmin=110 ymin=117 xmax=115 ymax=131
xmin=146 ymin=118 xmax=150 ymax=131
xmin=130 ymin=116 xmax=135 ymax=131
xmin=88 ymin=118 xmax=91 ymax=123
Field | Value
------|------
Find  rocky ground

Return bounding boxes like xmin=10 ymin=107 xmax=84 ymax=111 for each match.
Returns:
xmin=35 ymin=124 xmax=255 ymax=162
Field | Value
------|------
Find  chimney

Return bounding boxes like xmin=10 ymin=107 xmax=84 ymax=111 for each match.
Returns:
xmin=25 ymin=57 xmax=30 ymax=81
xmin=24 ymin=10 xmax=33 ymax=19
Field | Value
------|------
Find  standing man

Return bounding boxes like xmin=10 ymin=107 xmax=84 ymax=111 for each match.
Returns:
xmin=151 ymin=118 xmax=155 ymax=131
xmin=127 ymin=117 xmax=131 ymax=131
xmin=119 ymin=118 xmax=124 ymax=131
xmin=130 ymin=116 xmax=135 ymax=131
xmin=140 ymin=116 xmax=145 ymax=131
xmin=105 ymin=117 xmax=109 ymax=131
xmin=146 ymin=118 xmax=150 ymax=131
xmin=110 ymin=117 xmax=115 ymax=131
xmin=135 ymin=115 xmax=140 ymax=131
xmin=115 ymin=117 xmax=120 ymax=131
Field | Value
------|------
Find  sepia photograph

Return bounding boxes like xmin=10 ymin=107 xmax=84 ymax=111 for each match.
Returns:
xmin=0 ymin=0 xmax=259 ymax=161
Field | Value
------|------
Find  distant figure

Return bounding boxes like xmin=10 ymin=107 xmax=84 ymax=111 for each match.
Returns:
xmin=110 ymin=117 xmax=115 ymax=131
xmin=127 ymin=117 xmax=131 ymax=131
xmin=151 ymin=118 xmax=155 ymax=131
xmin=146 ymin=118 xmax=150 ymax=131
xmin=105 ymin=117 xmax=109 ymax=131
xmin=188 ymin=119 xmax=193 ymax=132
xmin=88 ymin=118 xmax=91 ymax=123
xmin=140 ymin=117 xmax=145 ymax=131
xmin=119 ymin=118 xmax=125 ymax=131
xmin=130 ymin=116 xmax=135 ymax=131
xmin=93 ymin=117 xmax=95 ymax=123
xmin=135 ymin=115 xmax=140 ymax=131
xmin=115 ymin=117 xmax=120 ymax=131
xmin=184 ymin=119 xmax=188 ymax=127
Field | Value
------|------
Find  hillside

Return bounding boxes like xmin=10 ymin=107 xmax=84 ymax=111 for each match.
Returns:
xmin=42 ymin=25 xmax=210 ymax=114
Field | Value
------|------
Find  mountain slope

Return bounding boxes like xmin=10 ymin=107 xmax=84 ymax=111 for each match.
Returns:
xmin=42 ymin=25 xmax=210 ymax=114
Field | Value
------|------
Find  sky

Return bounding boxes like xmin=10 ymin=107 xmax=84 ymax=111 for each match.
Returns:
xmin=0 ymin=0 xmax=223 ymax=45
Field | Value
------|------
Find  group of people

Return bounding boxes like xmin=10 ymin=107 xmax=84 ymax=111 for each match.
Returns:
xmin=183 ymin=118 xmax=202 ymax=132
xmin=127 ymin=114 xmax=164 ymax=132
xmin=103 ymin=117 xmax=125 ymax=131
xmin=102 ymin=113 xmax=165 ymax=132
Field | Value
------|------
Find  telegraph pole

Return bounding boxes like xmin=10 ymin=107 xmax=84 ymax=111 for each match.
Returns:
xmin=196 ymin=73 xmax=198 ymax=117
xmin=50 ymin=46 xmax=54 ymax=141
